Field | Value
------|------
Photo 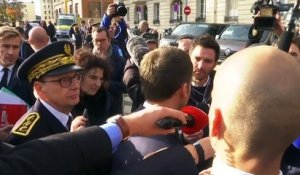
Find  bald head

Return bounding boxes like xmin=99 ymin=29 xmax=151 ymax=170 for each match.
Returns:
xmin=139 ymin=20 xmax=149 ymax=33
xmin=211 ymin=46 xmax=300 ymax=155
xmin=28 ymin=26 xmax=49 ymax=52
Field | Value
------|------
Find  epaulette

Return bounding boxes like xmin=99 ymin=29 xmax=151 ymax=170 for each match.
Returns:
xmin=12 ymin=112 xmax=40 ymax=136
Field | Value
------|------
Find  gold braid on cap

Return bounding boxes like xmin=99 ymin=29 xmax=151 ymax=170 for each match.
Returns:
xmin=28 ymin=44 xmax=74 ymax=83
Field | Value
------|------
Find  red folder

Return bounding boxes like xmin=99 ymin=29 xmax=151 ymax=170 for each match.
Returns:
xmin=0 ymin=87 xmax=29 ymax=127
xmin=0 ymin=104 xmax=28 ymax=126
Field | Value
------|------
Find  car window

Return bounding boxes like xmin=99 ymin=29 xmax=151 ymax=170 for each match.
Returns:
xmin=29 ymin=22 xmax=40 ymax=27
xmin=220 ymin=25 xmax=250 ymax=41
xmin=171 ymin=24 xmax=209 ymax=36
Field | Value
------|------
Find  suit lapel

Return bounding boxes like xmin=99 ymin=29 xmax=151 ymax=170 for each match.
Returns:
xmin=36 ymin=100 xmax=69 ymax=133
xmin=7 ymin=60 xmax=21 ymax=89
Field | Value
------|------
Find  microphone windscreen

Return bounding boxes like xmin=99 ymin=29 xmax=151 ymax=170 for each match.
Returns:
xmin=181 ymin=106 xmax=209 ymax=135
xmin=126 ymin=36 xmax=149 ymax=66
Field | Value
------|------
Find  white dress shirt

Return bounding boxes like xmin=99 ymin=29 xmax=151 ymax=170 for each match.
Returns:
xmin=0 ymin=64 xmax=14 ymax=85
xmin=40 ymin=99 xmax=71 ymax=129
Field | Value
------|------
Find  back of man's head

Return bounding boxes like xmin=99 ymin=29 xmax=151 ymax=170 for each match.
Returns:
xmin=139 ymin=20 xmax=148 ymax=29
xmin=28 ymin=26 xmax=49 ymax=52
xmin=210 ymin=45 xmax=300 ymax=158
xmin=140 ymin=46 xmax=192 ymax=103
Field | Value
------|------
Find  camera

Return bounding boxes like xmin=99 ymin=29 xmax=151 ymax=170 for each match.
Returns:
xmin=112 ymin=3 xmax=127 ymax=17
xmin=251 ymin=0 xmax=294 ymax=31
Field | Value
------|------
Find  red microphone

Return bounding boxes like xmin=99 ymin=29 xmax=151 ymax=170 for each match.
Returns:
xmin=156 ymin=106 xmax=209 ymax=134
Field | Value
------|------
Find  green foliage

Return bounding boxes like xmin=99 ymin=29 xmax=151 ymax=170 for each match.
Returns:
xmin=0 ymin=0 xmax=25 ymax=24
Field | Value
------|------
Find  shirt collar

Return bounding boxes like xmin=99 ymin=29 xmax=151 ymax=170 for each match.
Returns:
xmin=143 ymin=101 xmax=155 ymax=108
xmin=0 ymin=64 xmax=14 ymax=71
xmin=211 ymin=157 xmax=282 ymax=175
xmin=192 ymin=75 xmax=210 ymax=87
xmin=40 ymin=99 xmax=71 ymax=129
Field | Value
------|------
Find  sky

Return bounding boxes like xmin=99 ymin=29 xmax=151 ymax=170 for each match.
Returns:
xmin=33 ymin=0 xmax=41 ymax=16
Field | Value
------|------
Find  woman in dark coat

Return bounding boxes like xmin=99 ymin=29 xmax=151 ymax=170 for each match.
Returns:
xmin=72 ymin=50 xmax=115 ymax=126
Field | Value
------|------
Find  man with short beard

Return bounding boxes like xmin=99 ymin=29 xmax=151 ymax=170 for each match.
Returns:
xmin=187 ymin=34 xmax=220 ymax=138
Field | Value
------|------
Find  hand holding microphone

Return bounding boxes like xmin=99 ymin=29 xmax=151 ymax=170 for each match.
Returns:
xmin=157 ymin=106 xmax=209 ymax=135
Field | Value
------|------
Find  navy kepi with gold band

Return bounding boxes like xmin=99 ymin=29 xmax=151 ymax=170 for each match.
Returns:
xmin=18 ymin=41 xmax=83 ymax=83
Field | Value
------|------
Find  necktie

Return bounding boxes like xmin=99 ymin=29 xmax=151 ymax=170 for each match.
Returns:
xmin=67 ymin=115 xmax=73 ymax=131
xmin=0 ymin=67 xmax=9 ymax=89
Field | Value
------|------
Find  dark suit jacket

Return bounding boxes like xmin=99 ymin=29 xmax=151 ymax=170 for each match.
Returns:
xmin=0 ymin=142 xmax=14 ymax=154
xmin=114 ymin=146 xmax=198 ymax=175
xmin=112 ymin=105 xmax=185 ymax=172
xmin=7 ymin=59 xmax=35 ymax=106
xmin=8 ymin=100 xmax=68 ymax=145
xmin=0 ymin=126 xmax=113 ymax=175
xmin=281 ymin=144 xmax=300 ymax=175
xmin=2 ymin=127 xmax=198 ymax=175
xmin=19 ymin=41 xmax=34 ymax=59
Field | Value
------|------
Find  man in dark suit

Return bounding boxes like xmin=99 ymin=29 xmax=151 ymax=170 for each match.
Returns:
xmin=14 ymin=26 xmax=35 ymax=60
xmin=113 ymin=46 xmax=212 ymax=173
xmin=0 ymin=26 xmax=35 ymax=142
xmin=23 ymin=21 xmax=32 ymax=40
xmin=8 ymin=41 xmax=84 ymax=145
xmin=0 ymin=26 xmax=35 ymax=105
xmin=0 ymin=105 xmax=190 ymax=175
xmin=47 ymin=20 xmax=56 ymax=43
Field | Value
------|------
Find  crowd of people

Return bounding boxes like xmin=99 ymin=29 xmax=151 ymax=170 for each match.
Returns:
xmin=1 ymin=2 xmax=300 ymax=175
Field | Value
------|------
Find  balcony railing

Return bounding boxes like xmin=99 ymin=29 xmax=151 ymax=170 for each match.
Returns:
xmin=224 ymin=16 xmax=238 ymax=22
xmin=195 ymin=16 xmax=206 ymax=22
xmin=169 ymin=17 xmax=182 ymax=23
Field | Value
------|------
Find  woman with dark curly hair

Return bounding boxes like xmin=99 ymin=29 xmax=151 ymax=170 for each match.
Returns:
xmin=72 ymin=49 xmax=116 ymax=126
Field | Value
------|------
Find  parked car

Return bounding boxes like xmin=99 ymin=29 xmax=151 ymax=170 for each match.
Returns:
xmin=216 ymin=24 xmax=271 ymax=61
xmin=160 ymin=22 xmax=228 ymax=46
xmin=29 ymin=21 xmax=41 ymax=28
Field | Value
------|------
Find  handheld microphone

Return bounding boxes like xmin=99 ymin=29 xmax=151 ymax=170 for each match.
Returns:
xmin=277 ymin=0 xmax=299 ymax=52
xmin=277 ymin=31 xmax=294 ymax=52
xmin=82 ymin=108 xmax=90 ymax=126
xmin=83 ymin=108 xmax=88 ymax=118
xmin=157 ymin=106 xmax=209 ymax=134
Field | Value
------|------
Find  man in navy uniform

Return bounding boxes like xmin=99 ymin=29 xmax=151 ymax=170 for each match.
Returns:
xmin=8 ymin=41 xmax=84 ymax=145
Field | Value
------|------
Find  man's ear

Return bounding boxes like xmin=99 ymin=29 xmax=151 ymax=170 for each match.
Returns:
xmin=211 ymin=108 xmax=223 ymax=138
xmin=33 ymin=81 xmax=45 ymax=99
xmin=28 ymin=38 xmax=33 ymax=45
xmin=179 ymin=82 xmax=190 ymax=99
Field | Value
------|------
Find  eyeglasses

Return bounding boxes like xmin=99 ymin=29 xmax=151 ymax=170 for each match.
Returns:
xmin=40 ymin=73 xmax=82 ymax=88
